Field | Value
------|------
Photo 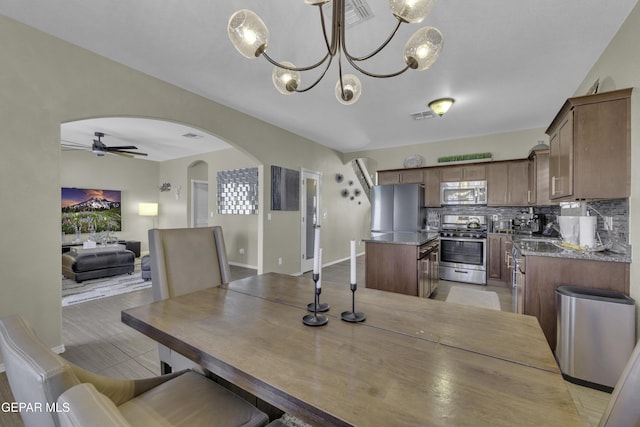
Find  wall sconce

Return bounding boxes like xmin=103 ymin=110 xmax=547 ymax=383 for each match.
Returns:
xmin=159 ymin=183 xmax=171 ymax=192
xmin=175 ymin=185 xmax=182 ymax=201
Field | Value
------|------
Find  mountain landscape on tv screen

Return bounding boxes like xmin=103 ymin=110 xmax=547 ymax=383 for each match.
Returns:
xmin=61 ymin=188 xmax=122 ymax=234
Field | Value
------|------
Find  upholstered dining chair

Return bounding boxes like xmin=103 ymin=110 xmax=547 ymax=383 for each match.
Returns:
xmin=148 ymin=226 xmax=231 ymax=374
xmin=0 ymin=314 xmax=269 ymax=427
xmin=598 ymin=339 xmax=640 ymax=426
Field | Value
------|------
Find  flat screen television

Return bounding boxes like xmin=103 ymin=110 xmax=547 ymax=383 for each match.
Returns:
xmin=61 ymin=187 xmax=122 ymax=234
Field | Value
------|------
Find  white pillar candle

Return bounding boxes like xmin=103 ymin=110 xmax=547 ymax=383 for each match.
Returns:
xmin=317 ymin=248 xmax=323 ymax=289
xmin=350 ymin=240 xmax=357 ymax=284
xmin=313 ymin=227 xmax=320 ymax=274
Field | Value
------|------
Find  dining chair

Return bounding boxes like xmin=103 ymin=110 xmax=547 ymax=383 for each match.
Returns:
xmin=148 ymin=226 xmax=231 ymax=374
xmin=0 ymin=314 xmax=269 ymax=427
xmin=598 ymin=339 xmax=640 ymax=426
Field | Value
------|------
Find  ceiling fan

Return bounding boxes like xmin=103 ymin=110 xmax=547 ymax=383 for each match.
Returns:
xmin=61 ymin=131 xmax=148 ymax=158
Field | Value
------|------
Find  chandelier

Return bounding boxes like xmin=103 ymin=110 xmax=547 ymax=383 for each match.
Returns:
xmin=227 ymin=0 xmax=444 ymax=105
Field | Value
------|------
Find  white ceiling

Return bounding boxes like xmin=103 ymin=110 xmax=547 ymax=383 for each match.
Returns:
xmin=2 ymin=0 xmax=638 ymax=159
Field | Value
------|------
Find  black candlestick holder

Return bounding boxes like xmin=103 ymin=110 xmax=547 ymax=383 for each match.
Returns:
xmin=303 ymin=274 xmax=328 ymax=327
xmin=341 ymin=282 xmax=366 ymax=323
xmin=307 ymin=274 xmax=329 ymax=313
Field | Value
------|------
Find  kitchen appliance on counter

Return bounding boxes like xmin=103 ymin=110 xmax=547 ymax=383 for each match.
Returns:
xmin=439 ymin=214 xmax=487 ymax=285
xmin=440 ymin=180 xmax=487 ymax=206
xmin=371 ymin=184 xmax=426 ymax=232
xmin=513 ymin=208 xmax=545 ymax=235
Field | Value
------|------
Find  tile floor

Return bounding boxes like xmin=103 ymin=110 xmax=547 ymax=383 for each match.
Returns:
xmin=1 ymin=257 xmax=610 ymax=426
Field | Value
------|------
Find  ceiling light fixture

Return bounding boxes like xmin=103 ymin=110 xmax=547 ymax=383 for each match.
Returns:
xmin=228 ymin=0 xmax=444 ymax=105
xmin=428 ymin=97 xmax=454 ymax=116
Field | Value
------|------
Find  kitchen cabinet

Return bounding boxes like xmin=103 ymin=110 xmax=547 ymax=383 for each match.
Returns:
xmin=487 ymin=160 xmax=529 ymax=206
xmin=423 ymin=168 xmax=441 ymax=207
xmin=523 ymin=255 xmax=630 ymax=349
xmin=487 ymin=234 xmax=512 ymax=286
xmin=418 ymin=241 xmax=439 ymax=298
xmin=528 ymin=149 xmax=551 ymax=206
xmin=377 ymin=169 xmax=424 ymax=185
xmin=546 ymin=88 xmax=631 ymax=201
xmin=439 ymin=164 xmax=486 ymax=182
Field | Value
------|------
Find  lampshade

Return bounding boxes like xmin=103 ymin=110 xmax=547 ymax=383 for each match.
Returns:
xmin=272 ymin=62 xmax=301 ymax=94
xmin=389 ymin=0 xmax=436 ymax=24
xmin=404 ymin=26 xmax=444 ymax=71
xmin=228 ymin=9 xmax=269 ymax=58
xmin=335 ymin=74 xmax=362 ymax=105
xmin=428 ymin=97 xmax=455 ymax=116
xmin=138 ymin=202 xmax=158 ymax=216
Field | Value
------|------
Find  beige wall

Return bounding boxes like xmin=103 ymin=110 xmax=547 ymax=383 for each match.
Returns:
xmin=0 ymin=14 xmax=369 ymax=353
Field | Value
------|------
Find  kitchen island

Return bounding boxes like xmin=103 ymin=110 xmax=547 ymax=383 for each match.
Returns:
xmin=363 ymin=231 xmax=439 ymax=296
xmin=511 ymin=235 xmax=631 ymax=349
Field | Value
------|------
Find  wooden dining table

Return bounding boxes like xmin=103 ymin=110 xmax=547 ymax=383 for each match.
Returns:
xmin=121 ymin=272 xmax=583 ymax=427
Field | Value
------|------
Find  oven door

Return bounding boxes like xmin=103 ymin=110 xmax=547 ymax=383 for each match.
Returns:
xmin=439 ymin=237 xmax=487 ymax=285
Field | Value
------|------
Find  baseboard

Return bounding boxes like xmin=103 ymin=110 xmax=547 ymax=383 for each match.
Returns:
xmin=0 ymin=344 xmax=65 ymax=373
xmin=229 ymin=262 xmax=257 ymax=270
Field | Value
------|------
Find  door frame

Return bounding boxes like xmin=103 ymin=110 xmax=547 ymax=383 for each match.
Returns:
xmin=300 ymin=168 xmax=322 ymax=273
xmin=190 ymin=179 xmax=209 ymax=228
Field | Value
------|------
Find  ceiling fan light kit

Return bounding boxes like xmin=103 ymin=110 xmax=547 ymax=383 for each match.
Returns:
xmin=228 ymin=0 xmax=444 ymax=105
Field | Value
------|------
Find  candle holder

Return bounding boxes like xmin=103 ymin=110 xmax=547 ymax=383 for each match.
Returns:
xmin=303 ymin=274 xmax=328 ymax=326
xmin=341 ymin=282 xmax=366 ymax=323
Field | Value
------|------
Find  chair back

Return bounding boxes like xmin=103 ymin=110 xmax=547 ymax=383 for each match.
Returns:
xmin=0 ymin=315 xmax=80 ymax=427
xmin=599 ymin=339 xmax=640 ymax=426
xmin=148 ymin=226 xmax=231 ymax=301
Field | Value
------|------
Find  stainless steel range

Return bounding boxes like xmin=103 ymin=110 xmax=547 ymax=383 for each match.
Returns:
xmin=439 ymin=214 xmax=487 ymax=285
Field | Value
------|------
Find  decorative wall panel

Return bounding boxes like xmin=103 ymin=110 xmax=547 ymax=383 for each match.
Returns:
xmin=217 ymin=167 xmax=259 ymax=215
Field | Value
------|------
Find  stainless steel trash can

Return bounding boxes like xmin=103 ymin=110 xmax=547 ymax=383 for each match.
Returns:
xmin=555 ymin=285 xmax=635 ymax=392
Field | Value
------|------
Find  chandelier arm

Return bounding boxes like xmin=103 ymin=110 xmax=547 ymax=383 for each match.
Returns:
xmin=294 ymin=55 xmax=335 ymax=93
xmin=317 ymin=4 xmax=337 ymax=55
xmin=345 ymin=55 xmax=411 ymax=78
xmin=262 ymin=51 xmax=331 ymax=72
xmin=343 ymin=19 xmax=404 ymax=62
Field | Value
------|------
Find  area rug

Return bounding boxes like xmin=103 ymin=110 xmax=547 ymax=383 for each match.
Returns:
xmin=445 ymin=286 xmax=501 ymax=310
xmin=62 ymin=273 xmax=151 ymax=306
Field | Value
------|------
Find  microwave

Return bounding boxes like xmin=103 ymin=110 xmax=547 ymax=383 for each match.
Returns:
xmin=440 ymin=180 xmax=487 ymax=205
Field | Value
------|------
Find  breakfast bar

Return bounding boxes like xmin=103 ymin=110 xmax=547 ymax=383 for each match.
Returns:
xmin=122 ymin=273 xmax=581 ymax=427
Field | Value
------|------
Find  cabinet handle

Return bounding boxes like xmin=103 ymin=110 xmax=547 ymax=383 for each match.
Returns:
xmin=527 ymin=190 xmax=531 ymax=203
xmin=551 ymin=176 xmax=557 ymax=195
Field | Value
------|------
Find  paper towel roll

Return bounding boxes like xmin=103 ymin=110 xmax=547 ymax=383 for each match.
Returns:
xmin=579 ymin=216 xmax=597 ymax=248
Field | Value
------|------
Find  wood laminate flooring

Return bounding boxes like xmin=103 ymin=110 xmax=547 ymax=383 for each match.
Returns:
xmin=1 ymin=256 xmax=609 ymax=426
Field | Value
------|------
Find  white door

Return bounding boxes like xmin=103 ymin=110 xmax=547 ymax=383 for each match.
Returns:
xmin=301 ymin=169 xmax=322 ymax=273
xmin=191 ymin=180 xmax=209 ymax=228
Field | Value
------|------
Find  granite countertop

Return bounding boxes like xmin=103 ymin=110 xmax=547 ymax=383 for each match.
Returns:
xmin=511 ymin=235 xmax=632 ymax=263
xmin=363 ymin=231 xmax=439 ymax=246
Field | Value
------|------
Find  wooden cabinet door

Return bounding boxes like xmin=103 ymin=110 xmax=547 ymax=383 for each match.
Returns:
xmin=440 ymin=167 xmax=463 ymax=182
xmin=463 ymin=165 xmax=486 ymax=180
xmin=487 ymin=235 xmax=504 ymax=281
xmin=424 ymin=168 xmax=441 ymax=207
xmin=399 ymin=169 xmax=424 ymax=184
xmin=487 ymin=163 xmax=508 ymax=206
xmin=528 ymin=150 xmax=551 ymax=206
xmin=377 ymin=171 xmax=400 ymax=185
xmin=549 ymin=111 xmax=574 ymax=199
xmin=507 ymin=160 xmax=529 ymax=206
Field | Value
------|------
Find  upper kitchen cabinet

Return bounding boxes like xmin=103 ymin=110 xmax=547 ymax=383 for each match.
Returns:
xmin=545 ymin=88 xmax=632 ymax=201
xmin=487 ymin=160 xmax=529 ymax=206
xmin=528 ymin=149 xmax=551 ymax=206
xmin=377 ymin=169 xmax=424 ymax=185
xmin=439 ymin=164 xmax=486 ymax=182
xmin=424 ymin=168 xmax=441 ymax=207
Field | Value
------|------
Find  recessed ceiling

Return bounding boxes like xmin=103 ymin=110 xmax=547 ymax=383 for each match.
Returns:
xmin=2 ymin=0 xmax=638 ymax=155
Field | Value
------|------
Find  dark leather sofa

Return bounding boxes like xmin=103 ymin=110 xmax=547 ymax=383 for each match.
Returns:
xmin=62 ymin=249 xmax=135 ymax=283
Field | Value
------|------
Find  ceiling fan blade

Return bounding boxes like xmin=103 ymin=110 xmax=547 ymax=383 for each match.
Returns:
xmin=61 ymin=139 xmax=90 ymax=149
xmin=109 ymin=151 xmax=134 ymax=158
xmin=113 ymin=150 xmax=148 ymax=156
xmin=105 ymin=145 xmax=138 ymax=150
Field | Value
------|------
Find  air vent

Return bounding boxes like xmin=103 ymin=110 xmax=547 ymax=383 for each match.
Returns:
xmin=327 ymin=0 xmax=374 ymax=28
xmin=410 ymin=111 xmax=435 ymax=120
xmin=182 ymin=133 xmax=203 ymax=139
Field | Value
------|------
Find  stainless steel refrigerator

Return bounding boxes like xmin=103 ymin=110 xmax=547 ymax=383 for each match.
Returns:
xmin=370 ymin=184 xmax=426 ymax=232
